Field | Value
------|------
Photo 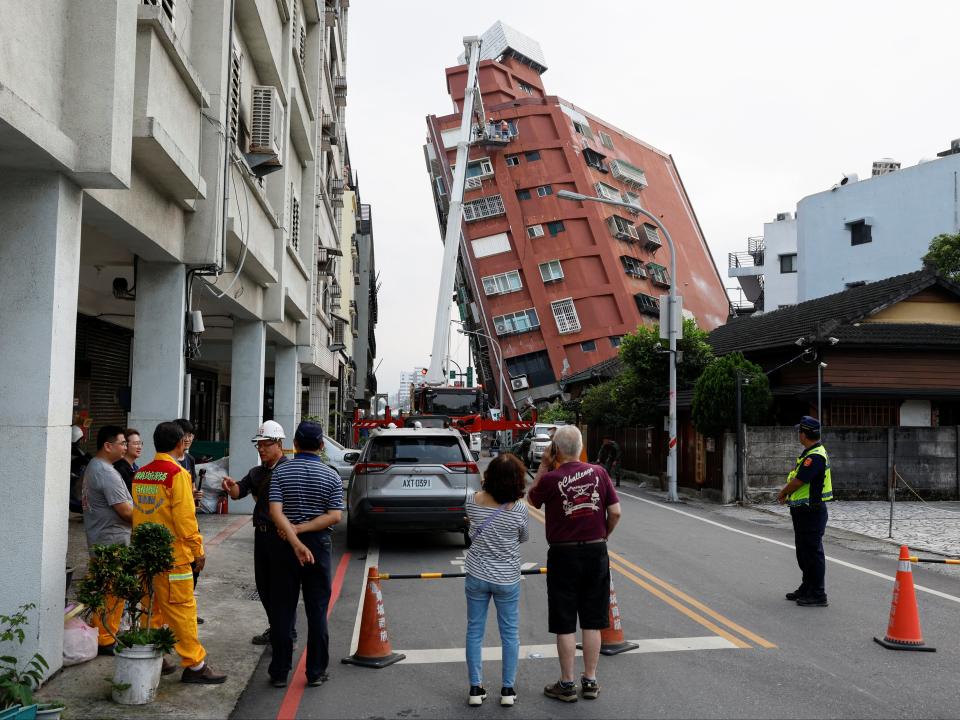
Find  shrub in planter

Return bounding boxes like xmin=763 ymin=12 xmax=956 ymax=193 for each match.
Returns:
xmin=0 ymin=603 xmax=49 ymax=710
xmin=76 ymin=523 xmax=178 ymax=704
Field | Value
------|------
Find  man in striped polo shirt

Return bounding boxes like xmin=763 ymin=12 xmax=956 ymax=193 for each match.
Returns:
xmin=267 ymin=421 xmax=344 ymax=688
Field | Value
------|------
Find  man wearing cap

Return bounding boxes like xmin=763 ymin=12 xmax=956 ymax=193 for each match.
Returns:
xmin=266 ymin=421 xmax=344 ymax=688
xmin=778 ymin=416 xmax=833 ymax=607
xmin=221 ymin=420 xmax=292 ymax=645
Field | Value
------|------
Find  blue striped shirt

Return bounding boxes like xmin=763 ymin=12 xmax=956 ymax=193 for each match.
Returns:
xmin=269 ymin=453 xmax=344 ymax=531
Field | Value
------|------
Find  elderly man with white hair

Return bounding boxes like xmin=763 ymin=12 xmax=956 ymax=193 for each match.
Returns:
xmin=528 ymin=425 xmax=622 ymax=703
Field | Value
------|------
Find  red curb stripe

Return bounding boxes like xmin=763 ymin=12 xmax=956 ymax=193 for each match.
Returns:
xmin=276 ymin=551 xmax=351 ymax=720
xmin=207 ymin=516 xmax=250 ymax=546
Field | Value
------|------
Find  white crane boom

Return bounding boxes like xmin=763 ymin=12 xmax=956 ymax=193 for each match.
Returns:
xmin=425 ymin=35 xmax=483 ymax=386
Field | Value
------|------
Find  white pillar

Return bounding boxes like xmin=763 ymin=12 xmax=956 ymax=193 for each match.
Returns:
xmin=273 ymin=345 xmax=300 ymax=440
xmin=0 ymin=172 xmax=82 ymax=674
xmin=228 ymin=320 xmax=265 ymax=512
xmin=128 ymin=262 xmax=186 ymax=458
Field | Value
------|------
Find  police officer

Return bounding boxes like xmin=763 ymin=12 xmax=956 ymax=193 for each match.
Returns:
xmin=221 ymin=420 xmax=294 ymax=646
xmin=777 ymin=416 xmax=833 ymax=607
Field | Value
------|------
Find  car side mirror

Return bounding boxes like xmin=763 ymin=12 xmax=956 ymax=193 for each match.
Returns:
xmin=344 ymin=451 xmax=360 ymax=464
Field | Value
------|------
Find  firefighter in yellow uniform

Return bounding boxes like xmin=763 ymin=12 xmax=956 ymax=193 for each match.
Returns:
xmin=131 ymin=421 xmax=227 ymax=684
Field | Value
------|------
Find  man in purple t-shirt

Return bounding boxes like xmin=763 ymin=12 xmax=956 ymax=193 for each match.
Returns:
xmin=528 ymin=425 xmax=621 ymax=702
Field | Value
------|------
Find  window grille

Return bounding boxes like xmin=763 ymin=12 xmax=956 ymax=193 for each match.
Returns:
xmin=463 ymin=194 xmax=505 ymax=222
xmin=647 ymin=263 xmax=670 ymax=287
xmin=642 ymin=223 xmax=662 ymax=250
xmin=550 ymin=298 xmax=581 ymax=334
xmin=826 ymin=400 xmax=898 ymax=427
xmin=620 ymin=255 xmax=647 ymax=278
xmin=610 ymin=159 xmax=648 ymax=189
xmin=595 ymin=182 xmax=620 ymax=201
xmin=634 ymin=293 xmax=660 ymax=317
xmin=290 ymin=188 xmax=300 ymax=250
xmin=599 ymin=132 xmax=615 ymax=150
xmin=229 ymin=44 xmax=242 ymax=144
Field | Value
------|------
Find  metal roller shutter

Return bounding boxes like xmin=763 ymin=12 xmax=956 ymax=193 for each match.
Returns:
xmin=74 ymin=315 xmax=133 ymax=451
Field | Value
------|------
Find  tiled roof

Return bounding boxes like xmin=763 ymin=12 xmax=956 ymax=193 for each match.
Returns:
xmin=709 ymin=269 xmax=960 ymax=354
xmin=560 ymin=356 xmax=623 ymax=387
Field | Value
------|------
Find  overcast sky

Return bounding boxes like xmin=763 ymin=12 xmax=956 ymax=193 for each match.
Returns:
xmin=346 ymin=1 xmax=960 ymax=399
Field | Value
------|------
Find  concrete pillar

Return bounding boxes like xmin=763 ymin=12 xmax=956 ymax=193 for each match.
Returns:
xmin=228 ymin=320 xmax=265 ymax=512
xmin=128 ymin=262 xmax=186 ymax=458
xmin=273 ymin=345 xmax=300 ymax=440
xmin=0 ymin=172 xmax=83 ymax=673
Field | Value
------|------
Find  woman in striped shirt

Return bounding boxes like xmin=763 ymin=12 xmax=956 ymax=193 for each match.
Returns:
xmin=464 ymin=453 xmax=529 ymax=707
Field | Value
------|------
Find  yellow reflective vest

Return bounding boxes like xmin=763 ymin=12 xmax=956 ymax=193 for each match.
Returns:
xmin=787 ymin=444 xmax=833 ymax=506
xmin=131 ymin=452 xmax=205 ymax=566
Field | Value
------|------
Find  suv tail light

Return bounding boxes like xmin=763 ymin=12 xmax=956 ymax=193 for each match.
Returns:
xmin=356 ymin=462 xmax=390 ymax=474
xmin=445 ymin=462 xmax=480 ymax=473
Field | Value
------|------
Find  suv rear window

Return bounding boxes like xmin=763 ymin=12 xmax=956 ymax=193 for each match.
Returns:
xmin=367 ymin=437 xmax=465 ymax=464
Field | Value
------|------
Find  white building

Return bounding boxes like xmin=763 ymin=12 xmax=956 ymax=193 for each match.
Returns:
xmin=0 ymin=0 xmax=351 ymax=673
xmin=730 ymin=142 xmax=960 ymax=312
xmin=397 ymin=368 xmax=427 ymax=412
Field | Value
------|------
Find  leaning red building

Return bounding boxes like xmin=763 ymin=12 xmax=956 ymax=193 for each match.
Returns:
xmin=424 ymin=22 xmax=729 ymax=411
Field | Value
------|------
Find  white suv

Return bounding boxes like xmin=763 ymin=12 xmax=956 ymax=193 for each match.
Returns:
xmin=527 ymin=423 xmax=566 ymax=469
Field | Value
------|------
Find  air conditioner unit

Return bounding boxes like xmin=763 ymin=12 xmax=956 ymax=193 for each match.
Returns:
xmin=250 ymin=85 xmax=284 ymax=162
xmin=510 ymin=375 xmax=530 ymax=390
xmin=775 ymin=212 xmax=793 ymax=221
xmin=465 ymin=176 xmax=482 ymax=190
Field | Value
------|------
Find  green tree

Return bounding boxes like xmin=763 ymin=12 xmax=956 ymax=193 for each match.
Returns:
xmin=617 ymin=317 xmax=714 ymax=425
xmin=923 ymin=233 xmax=960 ymax=281
xmin=538 ymin=400 xmax=576 ymax=424
xmin=691 ymin=353 xmax=771 ymax=436
xmin=578 ymin=379 xmax=629 ymax=427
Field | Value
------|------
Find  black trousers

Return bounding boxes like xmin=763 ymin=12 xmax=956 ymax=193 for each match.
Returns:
xmin=254 ymin=529 xmax=296 ymax=637
xmin=266 ymin=530 xmax=332 ymax=680
xmin=790 ymin=504 xmax=828 ymax=599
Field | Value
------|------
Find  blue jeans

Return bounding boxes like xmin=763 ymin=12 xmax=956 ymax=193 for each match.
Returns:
xmin=465 ymin=574 xmax=520 ymax=688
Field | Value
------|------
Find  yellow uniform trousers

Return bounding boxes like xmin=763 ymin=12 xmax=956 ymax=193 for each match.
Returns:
xmin=149 ymin=564 xmax=206 ymax=667
xmin=91 ymin=594 xmax=125 ymax=647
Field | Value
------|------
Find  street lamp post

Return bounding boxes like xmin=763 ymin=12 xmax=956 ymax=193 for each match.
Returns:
xmin=557 ymin=190 xmax=681 ymax=502
xmin=457 ymin=326 xmax=509 ymax=419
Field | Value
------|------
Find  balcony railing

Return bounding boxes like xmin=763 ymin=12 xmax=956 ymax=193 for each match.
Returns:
xmin=463 ymin=194 xmax=506 ymax=222
xmin=729 ymin=250 xmax=764 ymax=269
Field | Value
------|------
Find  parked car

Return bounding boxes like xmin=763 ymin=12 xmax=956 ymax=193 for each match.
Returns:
xmin=323 ymin=434 xmax=362 ymax=489
xmin=346 ymin=428 xmax=481 ymax=549
xmin=526 ymin=422 xmax=567 ymax=469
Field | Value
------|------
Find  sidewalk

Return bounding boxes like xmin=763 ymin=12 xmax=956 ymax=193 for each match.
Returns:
xmin=36 ymin=514 xmax=266 ymax=719
xmin=754 ymin=500 xmax=960 ymax=558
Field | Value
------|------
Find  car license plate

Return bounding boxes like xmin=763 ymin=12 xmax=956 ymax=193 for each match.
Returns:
xmin=400 ymin=477 xmax=432 ymax=489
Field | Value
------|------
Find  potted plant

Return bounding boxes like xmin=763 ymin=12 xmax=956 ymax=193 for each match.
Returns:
xmin=0 ymin=603 xmax=50 ymax=718
xmin=76 ymin=523 xmax=177 ymax=705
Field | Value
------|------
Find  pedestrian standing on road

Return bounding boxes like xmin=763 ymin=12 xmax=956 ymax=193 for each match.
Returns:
xmin=778 ymin=416 xmax=833 ymax=607
xmin=220 ymin=420 xmax=296 ymax=646
xmin=464 ymin=453 xmax=529 ymax=707
xmin=113 ymin=428 xmax=142 ymax=494
xmin=267 ymin=421 xmax=344 ymax=689
xmin=174 ymin=418 xmax=205 ymax=623
xmin=81 ymin=425 xmax=132 ymax=654
xmin=595 ymin=437 xmax=622 ymax=487
xmin=131 ymin=421 xmax=226 ymax=683
xmin=528 ymin=425 xmax=621 ymax=703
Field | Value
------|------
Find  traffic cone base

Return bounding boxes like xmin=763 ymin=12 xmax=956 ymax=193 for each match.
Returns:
xmin=874 ymin=546 xmax=936 ymax=653
xmin=577 ymin=575 xmax=639 ymax=656
xmin=340 ymin=566 xmax=406 ymax=669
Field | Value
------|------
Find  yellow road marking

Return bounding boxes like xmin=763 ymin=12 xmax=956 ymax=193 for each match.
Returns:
xmin=526 ymin=501 xmax=775 ymax=650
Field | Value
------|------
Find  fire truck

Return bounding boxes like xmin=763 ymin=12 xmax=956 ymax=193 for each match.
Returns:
xmin=353 ymin=34 xmax=537 ymax=446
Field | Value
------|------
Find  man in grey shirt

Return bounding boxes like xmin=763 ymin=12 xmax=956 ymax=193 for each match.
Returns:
xmin=82 ymin=425 xmax=133 ymax=653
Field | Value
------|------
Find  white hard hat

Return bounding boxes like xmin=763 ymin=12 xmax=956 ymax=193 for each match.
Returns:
xmin=386 ymin=423 xmax=397 ymax=429
xmin=71 ymin=426 xmax=84 ymax=443
xmin=413 ymin=421 xmax=422 ymax=429
xmin=252 ymin=420 xmax=286 ymax=442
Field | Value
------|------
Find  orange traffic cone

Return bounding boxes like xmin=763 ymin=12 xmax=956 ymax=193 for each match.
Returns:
xmin=341 ymin=566 xmax=406 ymax=668
xmin=578 ymin=575 xmax=639 ymax=656
xmin=873 ymin=546 xmax=936 ymax=652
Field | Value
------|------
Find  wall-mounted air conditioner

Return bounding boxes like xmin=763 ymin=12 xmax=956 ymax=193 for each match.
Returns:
xmin=250 ymin=85 xmax=284 ymax=164
xmin=510 ymin=375 xmax=529 ymax=390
